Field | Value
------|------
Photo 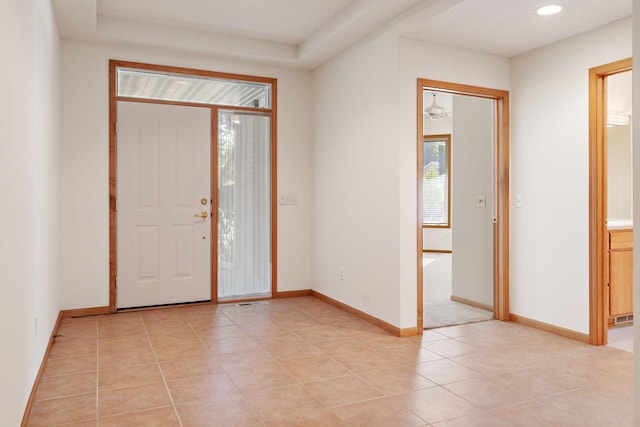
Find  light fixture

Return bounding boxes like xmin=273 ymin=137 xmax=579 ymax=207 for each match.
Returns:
xmin=424 ymin=93 xmax=448 ymax=120
xmin=536 ymin=5 xmax=563 ymax=16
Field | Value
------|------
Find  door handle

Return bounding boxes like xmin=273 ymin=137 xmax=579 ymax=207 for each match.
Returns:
xmin=194 ymin=211 xmax=208 ymax=219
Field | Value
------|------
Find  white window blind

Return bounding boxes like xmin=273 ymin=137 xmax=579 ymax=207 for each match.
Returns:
xmin=423 ymin=137 xmax=450 ymax=227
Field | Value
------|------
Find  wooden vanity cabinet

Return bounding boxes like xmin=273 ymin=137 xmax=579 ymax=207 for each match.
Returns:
xmin=608 ymin=229 xmax=633 ymax=320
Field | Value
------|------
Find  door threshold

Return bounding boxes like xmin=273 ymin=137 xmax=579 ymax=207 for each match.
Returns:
xmin=117 ymin=300 xmax=213 ymax=313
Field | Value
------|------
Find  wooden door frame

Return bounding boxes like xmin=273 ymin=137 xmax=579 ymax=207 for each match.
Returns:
xmin=588 ymin=58 xmax=632 ymax=345
xmin=108 ymin=60 xmax=278 ymax=312
xmin=417 ymin=79 xmax=510 ymax=331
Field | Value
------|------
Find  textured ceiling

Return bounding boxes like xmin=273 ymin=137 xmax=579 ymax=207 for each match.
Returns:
xmin=53 ymin=0 xmax=632 ymax=69
xmin=97 ymin=0 xmax=353 ymax=44
xmin=402 ymin=0 xmax=632 ymax=57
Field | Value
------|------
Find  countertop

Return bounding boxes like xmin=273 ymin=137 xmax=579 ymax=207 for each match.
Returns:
xmin=608 ymin=219 xmax=633 ymax=230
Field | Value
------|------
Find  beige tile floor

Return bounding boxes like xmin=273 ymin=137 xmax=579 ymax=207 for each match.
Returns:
xmin=28 ymin=297 xmax=634 ymax=426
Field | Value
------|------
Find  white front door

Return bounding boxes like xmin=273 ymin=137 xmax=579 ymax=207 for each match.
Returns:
xmin=116 ymin=101 xmax=211 ymax=308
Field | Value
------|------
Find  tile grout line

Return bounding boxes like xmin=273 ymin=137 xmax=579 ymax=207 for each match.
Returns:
xmin=140 ymin=313 xmax=184 ymax=427
xmin=95 ymin=317 xmax=100 ymax=426
xmin=193 ymin=311 xmax=267 ymax=427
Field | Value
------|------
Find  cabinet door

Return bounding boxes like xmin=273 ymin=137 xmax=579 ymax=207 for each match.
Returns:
xmin=610 ymin=250 xmax=633 ymax=316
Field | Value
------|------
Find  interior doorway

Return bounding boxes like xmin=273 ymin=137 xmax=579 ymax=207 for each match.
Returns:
xmin=421 ymin=93 xmax=495 ymax=328
xmin=589 ymin=58 xmax=633 ymax=346
xmin=417 ymin=79 xmax=510 ymax=331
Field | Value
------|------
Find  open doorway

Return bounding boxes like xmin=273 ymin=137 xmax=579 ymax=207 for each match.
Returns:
xmin=421 ymin=93 xmax=494 ymax=328
xmin=417 ymin=79 xmax=510 ymax=331
xmin=589 ymin=58 xmax=633 ymax=347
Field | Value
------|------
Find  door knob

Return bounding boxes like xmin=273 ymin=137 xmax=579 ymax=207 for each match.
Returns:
xmin=194 ymin=211 xmax=208 ymax=219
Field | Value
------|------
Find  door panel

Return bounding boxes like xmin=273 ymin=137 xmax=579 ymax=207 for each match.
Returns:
xmin=117 ymin=101 xmax=211 ymax=308
xmin=451 ymin=95 xmax=495 ymax=308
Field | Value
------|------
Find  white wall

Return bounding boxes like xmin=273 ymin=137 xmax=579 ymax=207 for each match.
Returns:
xmin=451 ymin=95 xmax=494 ymax=307
xmin=0 ymin=0 xmax=60 ymax=424
xmin=423 ymin=228 xmax=452 ymax=251
xmin=607 ymin=124 xmax=632 ymax=220
xmin=510 ymin=18 xmax=632 ymax=333
xmin=312 ymin=26 xmax=511 ymax=328
xmin=312 ymin=31 xmax=402 ymax=325
xmin=59 ymin=40 xmax=313 ymax=309
xmin=607 ymin=71 xmax=633 ymax=220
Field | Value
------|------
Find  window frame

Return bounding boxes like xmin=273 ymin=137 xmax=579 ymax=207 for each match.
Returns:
xmin=422 ymin=134 xmax=451 ymax=229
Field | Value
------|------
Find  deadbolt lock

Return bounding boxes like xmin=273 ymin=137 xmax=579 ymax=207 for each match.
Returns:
xmin=200 ymin=198 xmax=208 ymax=205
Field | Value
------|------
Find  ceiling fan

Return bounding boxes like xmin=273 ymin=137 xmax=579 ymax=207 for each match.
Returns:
xmin=424 ymin=93 xmax=449 ymax=120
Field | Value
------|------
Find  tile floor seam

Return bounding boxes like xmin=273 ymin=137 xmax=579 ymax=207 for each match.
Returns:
xmin=34 ymin=387 xmax=97 ymax=403
xmin=315 ymin=393 xmax=388 ymax=411
xmin=401 ymin=405 xmax=432 ymax=426
xmin=140 ymin=314 xmax=184 ymax=427
xmin=290 ymin=372 xmax=355 ymax=387
xmin=94 ymin=315 xmax=99 ymax=426
xmin=484 ymin=409 xmax=518 ymax=426
xmin=437 ymin=353 xmax=489 ymax=377
xmin=243 ymin=383 xmax=322 ymax=425
xmin=325 ymin=353 xmax=366 ymax=378
xmin=353 ymin=369 xmax=439 ymax=398
xmin=210 ymin=351 xmax=256 ymax=396
xmin=99 ymin=402 xmax=179 ymax=422
xmin=391 ymin=390 xmax=450 ymax=425
xmin=513 ymin=396 xmax=587 ymax=424
xmin=96 ymin=405 xmax=176 ymax=424
xmin=432 ymin=383 xmax=486 ymax=412
xmin=442 ymin=381 xmax=538 ymax=412
xmin=228 ymin=372 xmax=285 ymax=427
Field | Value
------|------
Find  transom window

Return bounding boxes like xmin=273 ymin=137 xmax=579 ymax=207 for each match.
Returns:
xmin=116 ymin=68 xmax=271 ymax=108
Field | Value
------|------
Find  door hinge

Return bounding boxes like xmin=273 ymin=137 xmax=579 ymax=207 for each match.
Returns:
xmin=115 ymin=275 xmax=118 ymax=288
xmin=115 ymin=199 xmax=119 ymax=211
xmin=115 ymin=122 xmax=119 ymax=134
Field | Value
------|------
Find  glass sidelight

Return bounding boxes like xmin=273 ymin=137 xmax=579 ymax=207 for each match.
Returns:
xmin=217 ymin=111 xmax=272 ymax=300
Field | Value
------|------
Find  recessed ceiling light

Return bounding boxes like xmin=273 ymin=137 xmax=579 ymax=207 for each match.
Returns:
xmin=537 ymin=5 xmax=563 ymax=16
